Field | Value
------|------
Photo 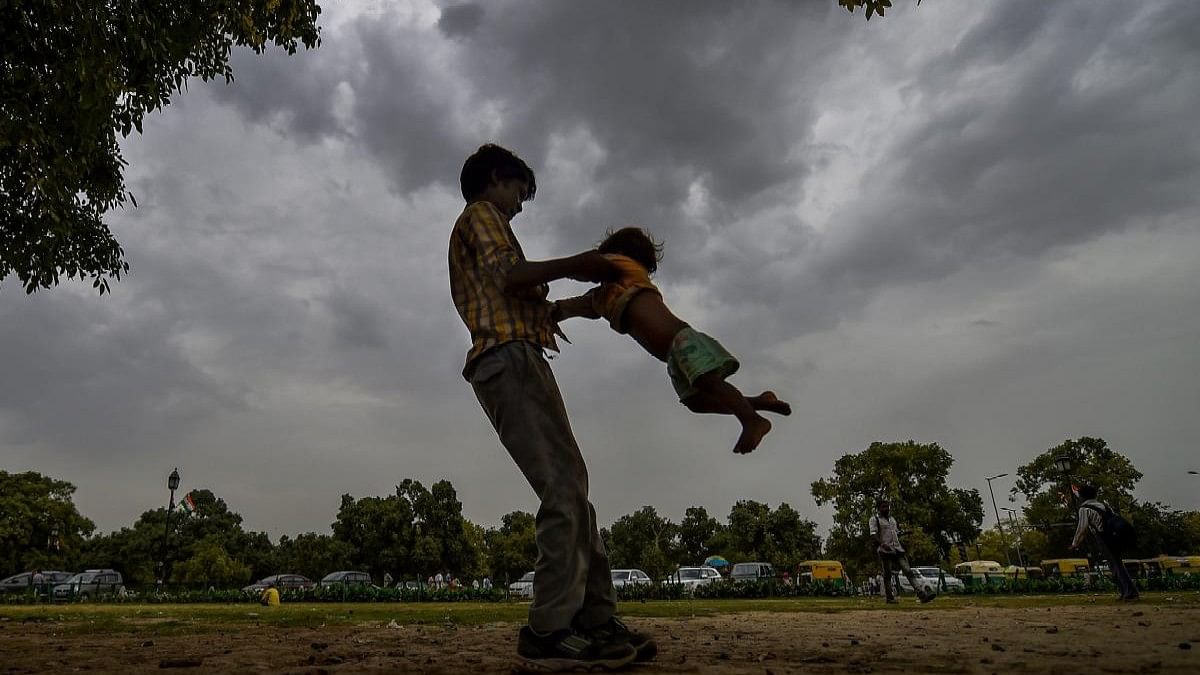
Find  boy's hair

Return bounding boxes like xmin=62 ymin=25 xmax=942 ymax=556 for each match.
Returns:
xmin=1077 ymin=485 xmax=1098 ymax=501
xmin=459 ymin=144 xmax=536 ymax=202
xmin=597 ymin=226 xmax=664 ymax=273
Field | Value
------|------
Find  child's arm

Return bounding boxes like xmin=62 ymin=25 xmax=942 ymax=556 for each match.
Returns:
xmin=505 ymin=252 xmax=617 ymax=291
xmin=552 ymin=290 xmax=601 ymax=322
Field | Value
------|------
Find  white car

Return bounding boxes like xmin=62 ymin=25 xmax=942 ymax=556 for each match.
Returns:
xmin=610 ymin=569 xmax=654 ymax=588
xmin=509 ymin=571 xmax=535 ymax=598
xmin=663 ymin=566 xmax=722 ymax=593
xmin=898 ymin=567 xmax=963 ymax=593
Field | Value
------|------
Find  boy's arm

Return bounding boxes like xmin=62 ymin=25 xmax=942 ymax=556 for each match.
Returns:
xmin=463 ymin=202 xmax=617 ymax=292
xmin=552 ymin=290 xmax=601 ymax=322
xmin=505 ymin=252 xmax=617 ymax=291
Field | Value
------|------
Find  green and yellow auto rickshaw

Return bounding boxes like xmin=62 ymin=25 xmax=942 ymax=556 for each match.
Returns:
xmin=953 ymin=560 xmax=1005 ymax=587
xmin=796 ymin=560 xmax=851 ymax=590
xmin=1040 ymin=558 xmax=1091 ymax=578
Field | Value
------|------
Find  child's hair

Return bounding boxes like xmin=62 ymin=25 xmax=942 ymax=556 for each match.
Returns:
xmin=459 ymin=144 xmax=537 ymax=202
xmin=597 ymin=227 xmax=664 ymax=273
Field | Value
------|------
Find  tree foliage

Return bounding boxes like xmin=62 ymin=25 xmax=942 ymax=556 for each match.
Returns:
xmin=811 ymin=441 xmax=984 ymax=578
xmin=677 ymin=506 xmax=722 ymax=564
xmin=81 ymin=487 xmax=270 ymax=586
xmin=332 ymin=479 xmax=482 ymax=581
xmin=0 ymin=471 xmax=96 ymax=577
xmin=0 ymin=0 xmax=322 ymax=293
xmin=838 ymin=0 xmax=918 ymax=21
xmin=605 ymin=506 xmax=679 ymax=579
xmin=174 ymin=536 xmax=251 ymax=587
xmin=483 ymin=511 xmax=536 ymax=585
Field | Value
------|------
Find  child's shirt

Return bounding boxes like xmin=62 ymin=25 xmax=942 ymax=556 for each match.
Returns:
xmin=449 ymin=201 xmax=560 ymax=378
xmin=592 ymin=254 xmax=661 ymax=333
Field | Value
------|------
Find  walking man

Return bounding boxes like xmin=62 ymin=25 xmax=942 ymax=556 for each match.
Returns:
xmin=870 ymin=497 xmax=933 ymax=604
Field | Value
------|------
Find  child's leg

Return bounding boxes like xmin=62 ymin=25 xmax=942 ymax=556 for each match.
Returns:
xmin=685 ymin=390 xmax=791 ymax=416
xmin=691 ymin=372 xmax=773 ymax=454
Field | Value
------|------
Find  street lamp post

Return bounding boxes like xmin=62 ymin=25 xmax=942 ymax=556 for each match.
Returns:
xmin=1053 ymin=455 xmax=1075 ymax=507
xmin=985 ymin=473 xmax=1011 ymax=565
xmin=159 ymin=468 xmax=181 ymax=591
xmin=1001 ymin=507 xmax=1025 ymax=567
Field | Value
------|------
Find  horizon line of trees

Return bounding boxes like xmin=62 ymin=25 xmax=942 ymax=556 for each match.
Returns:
xmin=3 ymin=437 xmax=1197 ymax=586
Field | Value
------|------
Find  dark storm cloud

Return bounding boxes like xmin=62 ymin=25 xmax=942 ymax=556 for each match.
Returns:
xmin=437 ymin=3 xmax=485 ymax=38
xmin=210 ymin=46 xmax=348 ymax=142
xmin=213 ymin=1 xmax=845 ymax=268
xmin=815 ymin=0 xmax=1200 ymax=290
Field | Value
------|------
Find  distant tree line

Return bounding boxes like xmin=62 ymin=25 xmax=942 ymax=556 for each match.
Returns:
xmin=3 ymin=437 xmax=1196 ymax=587
xmin=0 ymin=473 xmax=820 ymax=588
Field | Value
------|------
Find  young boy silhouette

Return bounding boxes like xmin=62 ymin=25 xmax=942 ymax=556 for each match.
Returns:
xmin=449 ymin=145 xmax=655 ymax=671
xmin=592 ymin=227 xmax=791 ymax=454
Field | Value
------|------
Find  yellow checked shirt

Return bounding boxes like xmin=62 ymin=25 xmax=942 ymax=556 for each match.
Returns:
xmin=449 ymin=200 xmax=560 ymax=378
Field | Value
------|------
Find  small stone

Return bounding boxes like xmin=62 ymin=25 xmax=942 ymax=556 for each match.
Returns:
xmin=991 ymin=643 xmax=1005 ymax=652
xmin=140 ymin=640 xmax=154 ymax=648
xmin=850 ymin=639 xmax=859 ymax=646
xmin=310 ymin=643 xmax=328 ymax=651
xmin=158 ymin=658 xmax=202 ymax=669
xmin=717 ymin=652 xmax=730 ymax=660
xmin=1046 ymin=627 xmax=1059 ymax=634
xmin=1180 ymin=643 xmax=1192 ymax=650
xmin=822 ymin=642 xmax=830 ymax=648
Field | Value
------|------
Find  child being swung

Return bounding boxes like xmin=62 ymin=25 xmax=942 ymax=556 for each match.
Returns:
xmin=592 ymin=227 xmax=790 ymax=454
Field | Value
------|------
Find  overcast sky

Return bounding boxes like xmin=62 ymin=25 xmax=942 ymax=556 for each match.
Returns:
xmin=3 ymin=0 xmax=1199 ymax=542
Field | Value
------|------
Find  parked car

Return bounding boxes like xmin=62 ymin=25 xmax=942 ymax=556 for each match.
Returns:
xmin=52 ymin=569 xmax=124 ymax=601
xmin=663 ymin=566 xmax=722 ymax=593
xmin=1 ymin=571 xmax=73 ymax=594
xmin=730 ymin=562 xmax=775 ymax=582
xmin=509 ymin=571 xmax=535 ymax=598
xmin=319 ymin=571 xmax=375 ymax=589
xmin=898 ymin=567 xmax=963 ymax=593
xmin=241 ymin=574 xmax=315 ymax=594
xmin=610 ymin=569 xmax=654 ymax=588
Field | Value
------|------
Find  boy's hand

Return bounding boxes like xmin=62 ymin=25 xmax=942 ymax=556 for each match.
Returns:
xmin=567 ymin=251 xmax=620 ymax=283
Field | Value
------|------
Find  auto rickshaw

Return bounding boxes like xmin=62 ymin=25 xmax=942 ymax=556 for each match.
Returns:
xmin=1040 ymin=558 xmax=1091 ymax=578
xmin=953 ymin=560 xmax=1004 ymax=587
xmin=1151 ymin=555 xmax=1200 ymax=576
xmin=1122 ymin=559 xmax=1145 ymax=578
xmin=1002 ymin=565 xmax=1044 ymax=580
xmin=796 ymin=560 xmax=851 ymax=590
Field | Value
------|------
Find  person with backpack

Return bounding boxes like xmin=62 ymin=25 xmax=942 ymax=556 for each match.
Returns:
xmin=1070 ymin=484 xmax=1139 ymax=601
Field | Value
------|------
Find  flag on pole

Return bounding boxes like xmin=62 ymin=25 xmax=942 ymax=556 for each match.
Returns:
xmin=176 ymin=492 xmax=197 ymax=517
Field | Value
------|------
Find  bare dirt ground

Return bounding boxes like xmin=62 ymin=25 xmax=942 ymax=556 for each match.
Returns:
xmin=2 ymin=603 xmax=1198 ymax=674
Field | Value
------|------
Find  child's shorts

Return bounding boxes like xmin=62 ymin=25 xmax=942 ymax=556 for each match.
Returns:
xmin=667 ymin=326 xmax=740 ymax=401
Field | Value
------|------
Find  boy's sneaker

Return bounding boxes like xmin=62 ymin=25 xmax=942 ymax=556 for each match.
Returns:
xmin=515 ymin=626 xmax=636 ymax=672
xmin=578 ymin=617 xmax=658 ymax=662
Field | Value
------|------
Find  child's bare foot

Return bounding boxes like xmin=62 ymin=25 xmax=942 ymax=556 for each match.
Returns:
xmin=752 ymin=391 xmax=792 ymax=416
xmin=733 ymin=416 xmax=772 ymax=454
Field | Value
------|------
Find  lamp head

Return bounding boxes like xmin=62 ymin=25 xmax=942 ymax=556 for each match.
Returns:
xmin=168 ymin=468 xmax=181 ymax=491
xmin=1053 ymin=456 xmax=1072 ymax=474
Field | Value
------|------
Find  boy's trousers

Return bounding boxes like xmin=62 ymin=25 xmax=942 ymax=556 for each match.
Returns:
xmin=470 ymin=341 xmax=617 ymax=632
xmin=878 ymin=551 xmax=919 ymax=601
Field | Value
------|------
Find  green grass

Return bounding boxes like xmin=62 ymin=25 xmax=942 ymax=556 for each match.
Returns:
xmin=2 ymin=592 xmax=1196 ymax=636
